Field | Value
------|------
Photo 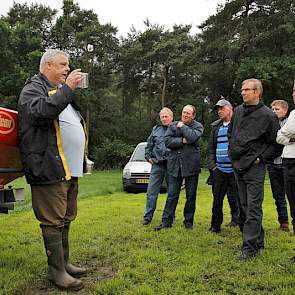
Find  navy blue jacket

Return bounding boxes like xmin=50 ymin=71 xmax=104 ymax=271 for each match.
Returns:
xmin=165 ymin=120 xmax=203 ymax=177
xmin=145 ymin=124 xmax=169 ymax=163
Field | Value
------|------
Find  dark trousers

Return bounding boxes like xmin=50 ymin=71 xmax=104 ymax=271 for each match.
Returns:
xmin=162 ymin=174 xmax=199 ymax=226
xmin=31 ymin=178 xmax=78 ymax=229
xmin=235 ymin=162 xmax=265 ymax=255
xmin=211 ymin=168 xmax=239 ymax=228
xmin=283 ymin=159 xmax=295 ymax=228
xmin=267 ymin=164 xmax=288 ymax=224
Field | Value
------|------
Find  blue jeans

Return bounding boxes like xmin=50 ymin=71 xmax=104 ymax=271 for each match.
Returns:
xmin=143 ymin=162 xmax=168 ymax=221
xmin=162 ymin=174 xmax=199 ymax=226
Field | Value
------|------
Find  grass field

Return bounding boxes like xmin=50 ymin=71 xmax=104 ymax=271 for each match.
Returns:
xmin=1 ymin=170 xmax=295 ymax=294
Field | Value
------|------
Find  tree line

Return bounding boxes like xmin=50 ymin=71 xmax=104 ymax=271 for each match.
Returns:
xmin=1 ymin=0 xmax=295 ymax=168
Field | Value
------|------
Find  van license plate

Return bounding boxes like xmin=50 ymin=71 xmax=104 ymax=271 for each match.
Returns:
xmin=136 ymin=179 xmax=149 ymax=184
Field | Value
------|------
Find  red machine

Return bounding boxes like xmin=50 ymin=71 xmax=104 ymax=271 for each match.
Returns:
xmin=0 ymin=107 xmax=24 ymax=213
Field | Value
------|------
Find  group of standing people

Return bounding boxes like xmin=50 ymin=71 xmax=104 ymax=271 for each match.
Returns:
xmin=142 ymin=78 xmax=295 ymax=261
xmin=16 ymin=48 xmax=295 ymax=291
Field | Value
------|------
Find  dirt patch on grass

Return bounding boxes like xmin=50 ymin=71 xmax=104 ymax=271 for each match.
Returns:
xmin=13 ymin=264 xmax=116 ymax=295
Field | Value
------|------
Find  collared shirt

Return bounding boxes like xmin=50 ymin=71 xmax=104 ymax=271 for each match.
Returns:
xmin=59 ymin=104 xmax=85 ymax=177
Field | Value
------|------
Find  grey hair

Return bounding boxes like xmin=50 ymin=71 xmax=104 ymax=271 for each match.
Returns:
xmin=242 ymin=78 xmax=263 ymax=98
xmin=39 ymin=49 xmax=69 ymax=72
xmin=183 ymin=104 xmax=196 ymax=116
xmin=159 ymin=107 xmax=173 ymax=118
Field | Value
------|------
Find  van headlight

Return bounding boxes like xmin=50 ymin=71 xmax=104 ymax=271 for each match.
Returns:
xmin=123 ymin=168 xmax=131 ymax=179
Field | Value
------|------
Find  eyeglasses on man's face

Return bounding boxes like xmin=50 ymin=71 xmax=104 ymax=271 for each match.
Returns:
xmin=241 ymin=88 xmax=256 ymax=93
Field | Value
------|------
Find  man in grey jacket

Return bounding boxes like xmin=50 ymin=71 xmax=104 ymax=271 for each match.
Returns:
xmin=155 ymin=105 xmax=203 ymax=230
xmin=142 ymin=107 xmax=173 ymax=225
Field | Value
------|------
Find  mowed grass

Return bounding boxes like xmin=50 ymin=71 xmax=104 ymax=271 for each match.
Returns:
xmin=1 ymin=170 xmax=295 ymax=294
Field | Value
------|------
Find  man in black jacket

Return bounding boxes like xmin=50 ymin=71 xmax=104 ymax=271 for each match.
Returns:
xmin=207 ymin=99 xmax=239 ymax=233
xmin=229 ymin=78 xmax=282 ymax=260
xmin=18 ymin=49 xmax=86 ymax=290
xmin=155 ymin=105 xmax=203 ymax=230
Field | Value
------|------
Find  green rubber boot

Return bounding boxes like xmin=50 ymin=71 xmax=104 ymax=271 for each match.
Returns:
xmin=42 ymin=226 xmax=84 ymax=291
xmin=62 ymin=223 xmax=87 ymax=277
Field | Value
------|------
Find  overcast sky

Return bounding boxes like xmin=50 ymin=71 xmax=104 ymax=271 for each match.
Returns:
xmin=1 ymin=0 xmax=226 ymax=37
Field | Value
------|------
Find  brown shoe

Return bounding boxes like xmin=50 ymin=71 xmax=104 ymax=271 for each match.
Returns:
xmin=279 ymin=222 xmax=289 ymax=232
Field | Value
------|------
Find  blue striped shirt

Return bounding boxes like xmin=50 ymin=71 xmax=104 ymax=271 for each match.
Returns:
xmin=216 ymin=124 xmax=233 ymax=173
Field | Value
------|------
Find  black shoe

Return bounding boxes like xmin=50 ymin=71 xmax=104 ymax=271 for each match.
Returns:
xmin=142 ymin=219 xmax=151 ymax=226
xmin=183 ymin=222 xmax=193 ymax=230
xmin=225 ymin=221 xmax=238 ymax=227
xmin=208 ymin=226 xmax=220 ymax=233
xmin=154 ymin=223 xmax=172 ymax=231
xmin=239 ymin=251 xmax=256 ymax=261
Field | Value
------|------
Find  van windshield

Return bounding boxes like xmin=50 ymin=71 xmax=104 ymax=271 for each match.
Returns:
xmin=131 ymin=144 xmax=146 ymax=161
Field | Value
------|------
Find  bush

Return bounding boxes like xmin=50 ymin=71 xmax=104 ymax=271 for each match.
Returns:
xmin=91 ymin=139 xmax=135 ymax=169
xmin=199 ymin=136 xmax=208 ymax=169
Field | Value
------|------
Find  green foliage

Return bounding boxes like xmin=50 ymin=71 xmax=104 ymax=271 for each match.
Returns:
xmin=91 ymin=139 xmax=135 ymax=169
xmin=198 ymin=0 xmax=295 ymax=107
xmin=0 ymin=3 xmax=57 ymax=108
xmin=117 ymin=23 xmax=201 ymax=120
xmin=1 ymin=0 xmax=295 ymax=167
xmin=199 ymin=137 xmax=208 ymax=168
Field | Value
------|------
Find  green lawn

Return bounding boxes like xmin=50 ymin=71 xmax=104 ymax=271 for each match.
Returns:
xmin=1 ymin=170 xmax=295 ymax=294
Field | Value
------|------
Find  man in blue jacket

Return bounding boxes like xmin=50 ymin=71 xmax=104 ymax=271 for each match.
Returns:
xmin=142 ymin=107 xmax=173 ymax=225
xmin=155 ymin=105 xmax=204 ymax=230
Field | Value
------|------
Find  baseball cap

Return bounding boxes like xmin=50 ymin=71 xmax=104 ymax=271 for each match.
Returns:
xmin=214 ymin=99 xmax=232 ymax=109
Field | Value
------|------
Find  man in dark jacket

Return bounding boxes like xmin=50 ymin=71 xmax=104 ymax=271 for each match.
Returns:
xmin=229 ymin=78 xmax=282 ymax=260
xmin=142 ymin=107 xmax=173 ymax=225
xmin=155 ymin=105 xmax=204 ymax=230
xmin=207 ymin=99 xmax=239 ymax=233
xmin=18 ymin=49 xmax=86 ymax=290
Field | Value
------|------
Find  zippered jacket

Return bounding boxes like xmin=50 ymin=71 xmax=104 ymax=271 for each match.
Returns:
xmin=165 ymin=120 xmax=203 ymax=177
xmin=228 ymin=102 xmax=282 ymax=173
xmin=145 ymin=124 xmax=169 ymax=163
xmin=18 ymin=73 xmax=75 ymax=185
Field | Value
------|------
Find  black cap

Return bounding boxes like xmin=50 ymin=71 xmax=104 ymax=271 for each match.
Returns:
xmin=214 ymin=99 xmax=232 ymax=109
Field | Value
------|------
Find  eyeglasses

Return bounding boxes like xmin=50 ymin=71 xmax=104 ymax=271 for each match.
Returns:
xmin=241 ymin=88 xmax=256 ymax=93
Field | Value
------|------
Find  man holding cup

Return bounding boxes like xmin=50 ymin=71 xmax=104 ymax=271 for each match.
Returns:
xmin=18 ymin=49 xmax=87 ymax=290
